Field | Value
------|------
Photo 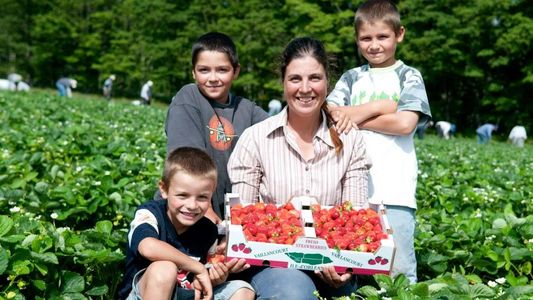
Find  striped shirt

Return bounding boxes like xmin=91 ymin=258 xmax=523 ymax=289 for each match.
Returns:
xmin=228 ymin=107 xmax=371 ymax=208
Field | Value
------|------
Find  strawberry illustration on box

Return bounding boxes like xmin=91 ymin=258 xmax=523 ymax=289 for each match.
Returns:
xmin=224 ymin=194 xmax=395 ymax=275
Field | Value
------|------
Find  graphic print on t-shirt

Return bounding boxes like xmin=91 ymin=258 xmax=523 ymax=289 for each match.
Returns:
xmin=207 ymin=115 xmax=236 ymax=151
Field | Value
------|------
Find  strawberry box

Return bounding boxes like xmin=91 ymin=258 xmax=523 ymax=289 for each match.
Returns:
xmin=223 ymin=194 xmax=395 ymax=275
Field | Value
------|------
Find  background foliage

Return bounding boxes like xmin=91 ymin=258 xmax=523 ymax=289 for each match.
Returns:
xmin=0 ymin=0 xmax=531 ymax=133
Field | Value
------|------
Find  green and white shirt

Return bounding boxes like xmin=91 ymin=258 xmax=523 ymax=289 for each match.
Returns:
xmin=327 ymin=60 xmax=431 ymax=209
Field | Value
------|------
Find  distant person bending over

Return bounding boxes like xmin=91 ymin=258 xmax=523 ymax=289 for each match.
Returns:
xmin=508 ymin=125 xmax=527 ymax=147
xmin=8 ymin=73 xmax=22 ymax=90
xmin=476 ymin=123 xmax=498 ymax=144
xmin=163 ymin=32 xmax=268 ymax=225
xmin=56 ymin=77 xmax=77 ymax=97
xmin=327 ymin=0 xmax=432 ymax=284
xmin=117 ymin=147 xmax=254 ymax=300
xmin=140 ymin=80 xmax=153 ymax=105
xmin=228 ymin=37 xmax=371 ymax=300
xmin=415 ymin=120 xmax=433 ymax=139
xmin=435 ymin=121 xmax=456 ymax=139
xmin=103 ymin=74 xmax=116 ymax=100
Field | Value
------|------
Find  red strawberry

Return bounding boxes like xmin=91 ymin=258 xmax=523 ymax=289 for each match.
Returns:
xmin=368 ymin=259 xmax=376 ymax=265
xmin=231 ymin=244 xmax=239 ymax=252
xmin=375 ymin=256 xmax=382 ymax=263
xmin=243 ymin=247 xmax=251 ymax=254
xmin=239 ymin=243 xmax=246 ymax=251
xmin=380 ymin=258 xmax=389 ymax=265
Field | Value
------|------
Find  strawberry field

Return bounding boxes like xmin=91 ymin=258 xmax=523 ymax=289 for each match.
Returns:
xmin=1 ymin=91 xmax=532 ymax=299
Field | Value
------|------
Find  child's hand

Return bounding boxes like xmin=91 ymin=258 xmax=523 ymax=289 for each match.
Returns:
xmin=193 ymin=270 xmax=213 ymax=300
xmin=330 ymin=109 xmax=357 ymax=134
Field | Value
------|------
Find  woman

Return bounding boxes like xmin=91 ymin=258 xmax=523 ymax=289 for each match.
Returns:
xmin=228 ymin=37 xmax=371 ymax=299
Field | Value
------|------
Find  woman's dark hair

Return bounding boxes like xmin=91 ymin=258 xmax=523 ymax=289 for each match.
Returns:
xmin=280 ymin=37 xmax=343 ymax=154
xmin=192 ymin=32 xmax=239 ymax=70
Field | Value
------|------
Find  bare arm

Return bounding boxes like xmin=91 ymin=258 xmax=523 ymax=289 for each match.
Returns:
xmin=359 ymin=110 xmax=420 ymax=136
xmin=139 ymin=237 xmax=207 ymax=275
xmin=330 ymin=100 xmax=397 ymax=125
xmin=328 ymin=100 xmax=397 ymax=133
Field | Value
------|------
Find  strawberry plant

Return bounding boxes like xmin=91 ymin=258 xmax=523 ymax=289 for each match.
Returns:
xmin=1 ymin=91 xmax=532 ymax=299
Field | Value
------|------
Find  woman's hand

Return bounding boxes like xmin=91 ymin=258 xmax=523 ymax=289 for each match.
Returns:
xmin=225 ymin=257 xmax=250 ymax=273
xmin=314 ymin=266 xmax=352 ymax=288
xmin=208 ymin=262 xmax=230 ymax=286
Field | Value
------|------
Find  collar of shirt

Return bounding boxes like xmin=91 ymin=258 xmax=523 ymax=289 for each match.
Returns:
xmin=263 ymin=107 xmax=334 ymax=148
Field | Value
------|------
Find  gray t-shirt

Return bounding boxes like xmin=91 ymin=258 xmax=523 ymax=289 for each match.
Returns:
xmin=165 ymin=83 xmax=268 ymax=217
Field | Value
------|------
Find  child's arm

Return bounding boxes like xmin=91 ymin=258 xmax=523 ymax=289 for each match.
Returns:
xmin=329 ymin=100 xmax=398 ymax=126
xmin=359 ymin=110 xmax=420 ymax=135
xmin=139 ymin=237 xmax=210 ymax=276
xmin=138 ymin=237 xmax=213 ymax=297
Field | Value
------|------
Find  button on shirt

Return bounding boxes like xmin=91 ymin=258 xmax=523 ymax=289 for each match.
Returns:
xmin=228 ymin=107 xmax=371 ymax=208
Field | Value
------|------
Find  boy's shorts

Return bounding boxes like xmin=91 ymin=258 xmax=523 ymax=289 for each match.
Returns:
xmin=126 ymin=268 xmax=254 ymax=300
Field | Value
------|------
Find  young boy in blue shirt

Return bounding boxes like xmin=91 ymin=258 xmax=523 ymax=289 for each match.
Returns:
xmin=118 ymin=147 xmax=254 ymax=299
xmin=327 ymin=0 xmax=432 ymax=283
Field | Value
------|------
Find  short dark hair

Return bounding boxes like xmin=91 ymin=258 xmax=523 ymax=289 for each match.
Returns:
xmin=192 ymin=32 xmax=239 ymax=70
xmin=161 ymin=147 xmax=217 ymax=192
xmin=355 ymin=0 xmax=402 ymax=36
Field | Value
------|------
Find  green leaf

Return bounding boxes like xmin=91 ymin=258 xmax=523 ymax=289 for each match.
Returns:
xmin=86 ymin=285 xmax=109 ymax=296
xmin=502 ymin=285 xmax=533 ymax=298
xmin=60 ymin=292 xmax=87 ymax=300
xmin=409 ymin=282 xmax=429 ymax=297
xmin=0 ymin=247 xmax=8 ymax=274
xmin=0 ymin=216 xmax=14 ymax=237
xmin=34 ymin=182 xmax=49 ymax=194
xmin=21 ymin=234 xmax=38 ymax=247
xmin=61 ymin=271 xmax=85 ymax=293
xmin=492 ymin=218 xmax=507 ymax=229
xmin=31 ymin=252 xmax=59 ymax=264
xmin=95 ymin=220 xmax=113 ymax=234
xmin=468 ymin=284 xmax=495 ymax=298
xmin=12 ymin=260 xmax=32 ymax=275
xmin=33 ymin=280 xmax=47 ymax=291
xmin=356 ymin=285 xmax=380 ymax=297
xmin=374 ymin=274 xmax=394 ymax=290
xmin=1 ymin=235 xmax=27 ymax=243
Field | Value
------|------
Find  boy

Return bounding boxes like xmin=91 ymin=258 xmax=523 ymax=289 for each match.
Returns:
xmin=327 ymin=0 xmax=432 ymax=283
xmin=118 ymin=147 xmax=254 ymax=299
xmin=164 ymin=32 xmax=268 ymax=224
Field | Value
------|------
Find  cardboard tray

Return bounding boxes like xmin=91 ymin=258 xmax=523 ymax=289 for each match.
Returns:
xmin=223 ymin=194 xmax=395 ymax=275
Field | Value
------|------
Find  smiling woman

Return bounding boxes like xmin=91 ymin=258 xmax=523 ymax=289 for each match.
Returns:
xmin=227 ymin=36 xmax=372 ymax=299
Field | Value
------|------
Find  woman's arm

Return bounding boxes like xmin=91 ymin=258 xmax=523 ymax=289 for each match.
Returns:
xmin=341 ymin=131 xmax=371 ymax=209
xmin=227 ymin=130 xmax=263 ymax=203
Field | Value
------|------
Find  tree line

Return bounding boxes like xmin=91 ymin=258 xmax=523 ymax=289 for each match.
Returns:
xmin=1 ymin=0 xmax=531 ymax=133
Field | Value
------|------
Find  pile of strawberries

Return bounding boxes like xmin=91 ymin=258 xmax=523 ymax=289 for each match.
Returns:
xmin=311 ymin=203 xmax=388 ymax=252
xmin=230 ymin=202 xmax=303 ymax=245
xmin=230 ymin=202 xmax=388 ymax=253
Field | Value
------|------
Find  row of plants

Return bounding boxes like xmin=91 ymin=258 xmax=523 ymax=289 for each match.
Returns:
xmin=0 ymin=91 xmax=532 ymax=299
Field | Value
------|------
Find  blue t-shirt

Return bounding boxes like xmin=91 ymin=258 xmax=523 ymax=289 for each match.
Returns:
xmin=118 ymin=200 xmax=217 ymax=299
